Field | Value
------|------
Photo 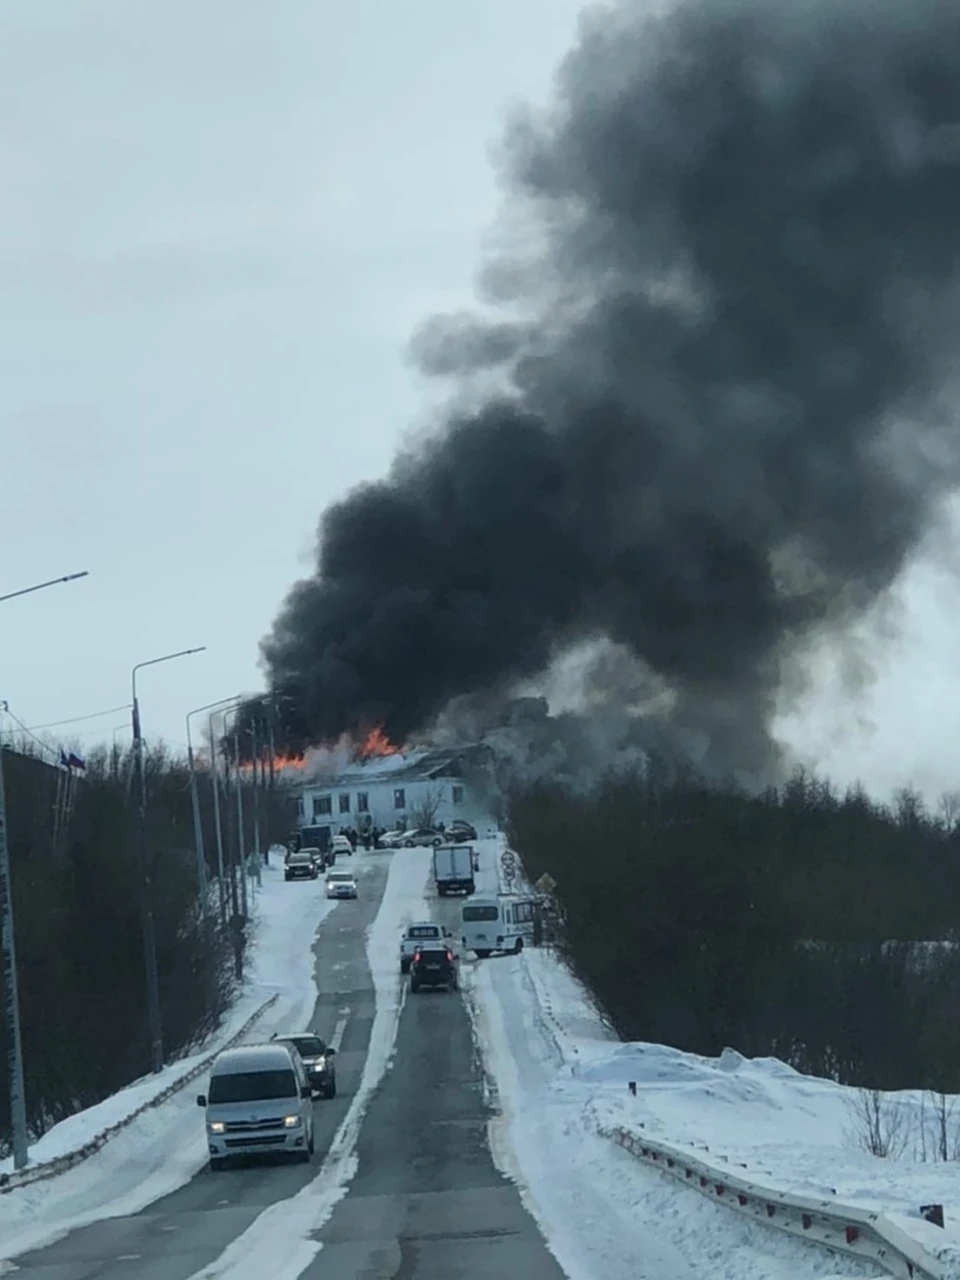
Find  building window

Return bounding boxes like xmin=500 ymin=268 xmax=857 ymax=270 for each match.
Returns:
xmin=452 ymin=785 xmax=464 ymax=805
xmin=339 ymin=793 xmax=351 ymax=814
xmin=313 ymin=795 xmax=332 ymax=817
xmin=357 ymin=792 xmax=369 ymax=813
xmin=394 ymin=788 xmax=406 ymax=810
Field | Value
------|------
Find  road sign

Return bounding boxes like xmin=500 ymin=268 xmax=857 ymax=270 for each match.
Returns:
xmin=534 ymin=872 xmax=557 ymax=894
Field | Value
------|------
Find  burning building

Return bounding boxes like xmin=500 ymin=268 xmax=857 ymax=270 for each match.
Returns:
xmin=295 ymin=744 xmax=494 ymax=839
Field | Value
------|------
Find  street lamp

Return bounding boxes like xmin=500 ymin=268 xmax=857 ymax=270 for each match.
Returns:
xmin=219 ymin=705 xmax=249 ymax=922
xmin=132 ymin=646 xmax=206 ymax=1075
xmin=186 ymin=696 xmax=242 ymax=925
xmin=0 ymin=571 xmax=88 ymax=605
xmin=0 ymin=569 xmax=89 ymax=1170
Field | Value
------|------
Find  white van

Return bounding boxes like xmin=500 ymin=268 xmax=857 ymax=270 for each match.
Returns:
xmin=461 ymin=894 xmax=537 ymax=958
xmin=197 ymin=1043 xmax=314 ymax=1170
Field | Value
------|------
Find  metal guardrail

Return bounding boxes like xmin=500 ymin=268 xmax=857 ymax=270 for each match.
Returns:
xmin=498 ymin=843 xmax=942 ymax=1276
xmin=0 ymin=993 xmax=279 ymax=1195
xmin=598 ymin=1124 xmax=945 ymax=1280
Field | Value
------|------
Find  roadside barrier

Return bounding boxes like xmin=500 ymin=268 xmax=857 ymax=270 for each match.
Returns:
xmin=0 ymin=993 xmax=279 ymax=1194
xmin=598 ymin=1123 xmax=945 ymax=1280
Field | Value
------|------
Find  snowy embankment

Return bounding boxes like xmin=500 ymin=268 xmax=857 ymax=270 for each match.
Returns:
xmin=0 ymin=849 xmax=342 ymax=1261
xmin=186 ymin=844 xmax=434 ymax=1280
xmin=462 ymin=838 xmax=956 ymax=1280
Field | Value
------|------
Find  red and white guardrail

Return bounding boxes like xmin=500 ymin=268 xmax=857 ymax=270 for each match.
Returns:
xmin=0 ymin=993 xmax=279 ymax=1195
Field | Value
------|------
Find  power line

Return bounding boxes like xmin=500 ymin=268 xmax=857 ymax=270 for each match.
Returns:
xmin=23 ymin=704 xmax=130 ymax=730
xmin=0 ymin=707 xmax=61 ymax=761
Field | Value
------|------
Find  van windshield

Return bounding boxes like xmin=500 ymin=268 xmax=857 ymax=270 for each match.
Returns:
xmin=208 ymin=1069 xmax=297 ymax=1103
xmin=462 ymin=905 xmax=498 ymax=922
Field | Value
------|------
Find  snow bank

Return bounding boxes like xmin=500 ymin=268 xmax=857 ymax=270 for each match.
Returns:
xmin=186 ymin=845 xmax=435 ymax=1280
xmin=0 ymin=850 xmax=342 ymax=1261
xmin=463 ymin=842 xmax=892 ymax=1280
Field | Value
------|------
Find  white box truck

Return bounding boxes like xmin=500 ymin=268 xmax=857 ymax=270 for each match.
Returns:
xmin=433 ymin=843 xmax=475 ymax=896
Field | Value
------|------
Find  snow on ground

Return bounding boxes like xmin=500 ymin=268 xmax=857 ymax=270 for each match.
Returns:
xmin=0 ymin=848 xmax=345 ymax=1263
xmin=186 ymin=844 xmax=435 ymax=1280
xmin=462 ymin=837 xmax=890 ymax=1280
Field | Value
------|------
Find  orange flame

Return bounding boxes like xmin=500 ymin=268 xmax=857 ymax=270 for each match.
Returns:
xmin=355 ymin=726 xmax=400 ymax=761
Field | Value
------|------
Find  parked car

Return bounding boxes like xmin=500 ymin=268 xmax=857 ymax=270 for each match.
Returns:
xmin=300 ymin=846 xmax=329 ymax=873
xmin=409 ymin=942 xmax=459 ymax=993
xmin=400 ymin=828 xmax=444 ymax=848
xmin=326 ymin=869 xmax=358 ymax=899
xmin=378 ymin=830 xmax=406 ymax=849
xmin=399 ymin=921 xmax=453 ymax=973
xmin=284 ymin=849 xmax=318 ymax=881
xmin=447 ymin=821 xmax=478 ymax=842
xmin=331 ymin=834 xmax=353 ymax=860
xmin=271 ymin=1032 xmax=337 ymax=1098
xmin=197 ymin=1043 xmax=314 ymax=1169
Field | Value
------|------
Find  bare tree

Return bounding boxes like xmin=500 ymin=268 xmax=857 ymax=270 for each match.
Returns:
xmin=937 ymin=790 xmax=960 ymax=833
xmin=410 ymin=786 xmax=444 ymax=830
xmin=847 ymin=1089 xmax=909 ymax=1159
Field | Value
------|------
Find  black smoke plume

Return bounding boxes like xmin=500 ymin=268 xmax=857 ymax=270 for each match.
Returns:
xmin=260 ymin=0 xmax=960 ymax=779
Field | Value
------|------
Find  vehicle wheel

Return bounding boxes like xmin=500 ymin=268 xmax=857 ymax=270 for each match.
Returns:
xmin=325 ymin=1076 xmax=337 ymax=1099
xmin=410 ymin=980 xmax=420 ymax=993
xmin=432 ymin=838 xmax=442 ymax=847
xmin=400 ymin=959 xmax=410 ymax=973
xmin=475 ymin=949 xmax=491 ymax=959
xmin=514 ymin=937 xmax=523 ymax=954
xmin=284 ymin=872 xmax=292 ymax=881
xmin=209 ymin=1156 xmax=228 ymax=1172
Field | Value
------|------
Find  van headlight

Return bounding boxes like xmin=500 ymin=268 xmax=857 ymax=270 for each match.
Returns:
xmin=208 ymin=1121 xmax=225 ymax=1134
xmin=283 ymin=1115 xmax=302 ymax=1128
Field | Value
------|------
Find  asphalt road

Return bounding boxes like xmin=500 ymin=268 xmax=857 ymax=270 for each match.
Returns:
xmin=12 ymin=860 xmax=567 ymax=1280
xmin=10 ymin=859 xmax=386 ymax=1280
xmin=299 ymin=882 xmax=566 ymax=1280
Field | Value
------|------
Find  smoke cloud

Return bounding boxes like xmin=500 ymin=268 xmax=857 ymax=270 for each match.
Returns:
xmin=262 ymin=0 xmax=960 ymax=779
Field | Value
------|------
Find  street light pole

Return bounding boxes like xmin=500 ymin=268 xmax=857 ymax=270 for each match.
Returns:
xmin=0 ymin=571 xmax=88 ymax=605
xmin=186 ymin=696 xmax=242 ymax=924
xmin=0 ymin=568 xmax=89 ymax=1169
xmin=0 ymin=700 xmax=27 ymax=1172
xmin=231 ymin=718 xmax=249 ymax=920
xmin=132 ymin=646 xmax=206 ymax=1074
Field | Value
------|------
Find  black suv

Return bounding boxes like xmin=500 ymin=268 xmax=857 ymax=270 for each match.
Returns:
xmin=271 ymin=1032 xmax=337 ymax=1098
xmin=409 ymin=943 xmax=458 ymax=993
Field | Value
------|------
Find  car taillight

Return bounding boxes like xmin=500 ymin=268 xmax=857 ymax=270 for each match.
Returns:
xmin=446 ymin=950 xmax=453 ymax=962
xmin=413 ymin=951 xmax=421 ymax=962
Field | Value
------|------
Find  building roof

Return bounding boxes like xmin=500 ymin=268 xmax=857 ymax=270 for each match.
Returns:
xmin=301 ymin=744 xmax=486 ymax=792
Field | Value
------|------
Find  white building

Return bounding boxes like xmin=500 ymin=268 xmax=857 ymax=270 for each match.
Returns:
xmin=296 ymin=744 xmax=494 ymax=839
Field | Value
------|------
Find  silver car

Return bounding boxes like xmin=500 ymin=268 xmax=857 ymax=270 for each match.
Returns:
xmin=197 ymin=1043 xmax=315 ymax=1169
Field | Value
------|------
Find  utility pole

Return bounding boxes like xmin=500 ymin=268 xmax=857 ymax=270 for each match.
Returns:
xmin=233 ymin=722 xmax=248 ymax=920
xmin=132 ymin=646 xmax=205 ymax=1073
xmin=251 ymin=720 xmax=262 ymax=886
xmin=208 ymin=711 xmax=229 ymax=926
xmin=0 ymin=568 xmax=89 ymax=1168
xmin=0 ymin=702 xmax=27 ymax=1170
xmin=187 ymin=696 xmax=242 ymax=924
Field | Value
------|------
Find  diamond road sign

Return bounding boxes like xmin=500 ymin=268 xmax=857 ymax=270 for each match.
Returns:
xmin=534 ymin=872 xmax=556 ymax=894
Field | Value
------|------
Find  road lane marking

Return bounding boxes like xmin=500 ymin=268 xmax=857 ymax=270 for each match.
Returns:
xmin=330 ymin=1011 xmax=350 ymax=1050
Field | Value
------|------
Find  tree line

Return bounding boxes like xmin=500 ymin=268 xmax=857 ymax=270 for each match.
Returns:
xmin=508 ymin=762 xmax=960 ymax=1092
xmin=0 ymin=740 xmax=293 ymax=1155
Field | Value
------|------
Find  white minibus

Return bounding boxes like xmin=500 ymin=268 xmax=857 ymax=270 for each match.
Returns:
xmin=461 ymin=894 xmax=537 ymax=957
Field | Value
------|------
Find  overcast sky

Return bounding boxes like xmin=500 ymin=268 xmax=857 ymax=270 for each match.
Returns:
xmin=2 ymin=1 xmax=958 ymax=801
